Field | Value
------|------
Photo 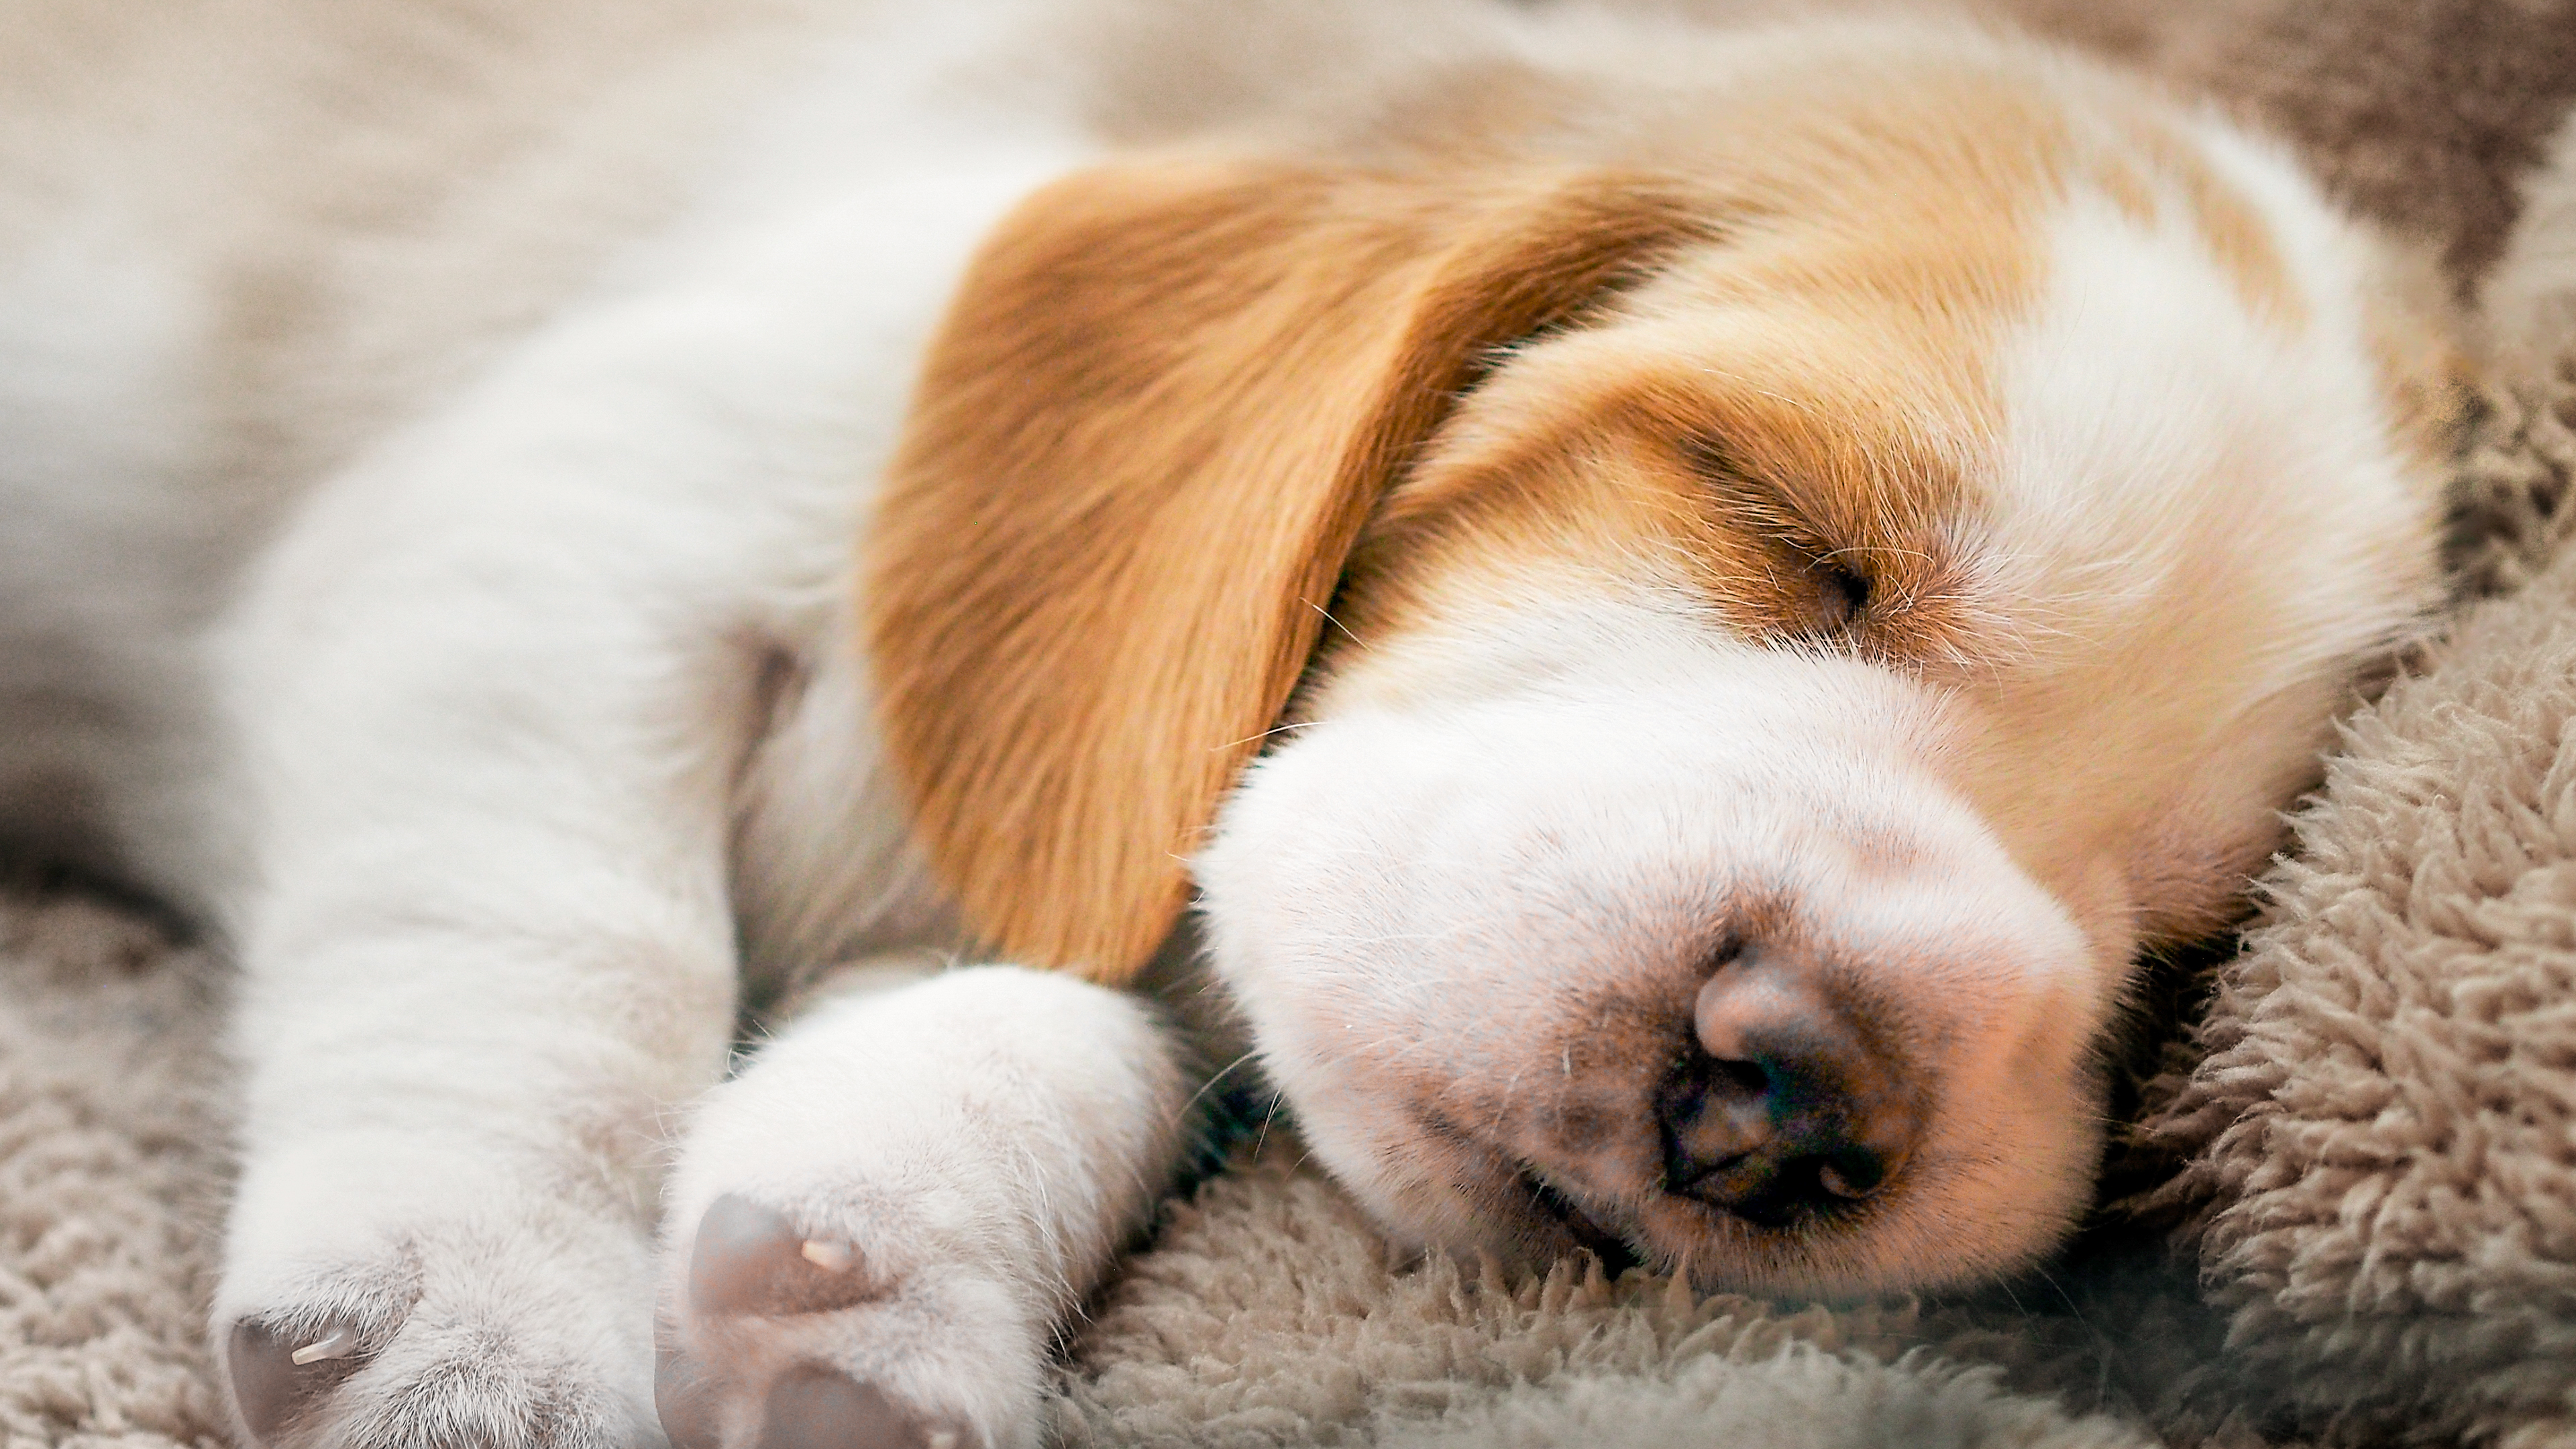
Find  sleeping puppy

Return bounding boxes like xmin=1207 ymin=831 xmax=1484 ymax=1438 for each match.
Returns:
xmin=0 ymin=0 xmax=2459 ymax=1445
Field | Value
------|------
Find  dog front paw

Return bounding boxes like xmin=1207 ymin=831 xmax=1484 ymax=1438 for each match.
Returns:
xmin=653 ymin=1192 xmax=1041 ymax=1449
xmin=648 ymin=965 xmax=1195 ymax=1449
xmin=216 ymin=1161 xmax=662 ymax=1449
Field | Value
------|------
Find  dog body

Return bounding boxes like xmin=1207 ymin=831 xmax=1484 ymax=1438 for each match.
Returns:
xmin=0 ymin=3 xmax=2456 ymax=1446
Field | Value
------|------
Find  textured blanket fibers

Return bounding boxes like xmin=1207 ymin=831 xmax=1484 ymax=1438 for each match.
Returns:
xmin=2131 ymin=391 xmax=2576 ymax=1446
xmin=0 ymin=880 xmax=2247 ymax=1449
xmin=0 ymin=891 xmax=231 ymax=1449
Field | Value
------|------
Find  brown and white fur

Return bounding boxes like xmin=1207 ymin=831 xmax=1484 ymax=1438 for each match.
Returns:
xmin=0 ymin=1 xmax=2462 ymax=1446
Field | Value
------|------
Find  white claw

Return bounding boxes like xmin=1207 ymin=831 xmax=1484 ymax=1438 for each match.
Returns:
xmin=800 ymin=1238 xmax=856 ymax=1273
xmin=288 ymin=1327 xmax=358 ymax=1366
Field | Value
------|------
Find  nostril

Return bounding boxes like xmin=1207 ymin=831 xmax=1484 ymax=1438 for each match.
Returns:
xmin=1713 ymin=1057 xmax=1770 ymax=1097
xmin=1657 ymin=943 xmax=1919 ymax=1223
xmin=1654 ymin=1055 xmax=1774 ymax=1195
xmin=1815 ymin=1145 xmax=1886 ymax=1199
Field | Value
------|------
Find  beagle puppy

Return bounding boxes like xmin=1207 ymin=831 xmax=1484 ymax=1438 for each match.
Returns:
xmin=0 ymin=1 xmax=2456 ymax=1446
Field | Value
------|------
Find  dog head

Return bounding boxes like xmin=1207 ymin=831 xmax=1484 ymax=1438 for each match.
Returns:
xmin=867 ymin=24 xmax=2456 ymax=1295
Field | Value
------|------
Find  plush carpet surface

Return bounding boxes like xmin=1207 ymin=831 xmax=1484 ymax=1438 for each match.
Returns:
xmin=2142 ymin=494 xmax=2576 ymax=1449
xmin=7 ymin=2 xmax=2576 ymax=1446
xmin=1046 ymin=1144 xmax=2196 ymax=1448
xmin=0 ymin=896 xmax=230 ymax=1449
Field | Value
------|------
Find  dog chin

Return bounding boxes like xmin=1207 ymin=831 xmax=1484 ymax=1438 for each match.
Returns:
xmin=1197 ymin=626 xmax=2116 ymax=1297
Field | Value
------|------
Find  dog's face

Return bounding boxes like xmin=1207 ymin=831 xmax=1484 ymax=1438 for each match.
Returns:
xmin=869 ymin=29 xmax=2454 ymax=1295
xmin=1196 ymin=173 xmax=2449 ymax=1290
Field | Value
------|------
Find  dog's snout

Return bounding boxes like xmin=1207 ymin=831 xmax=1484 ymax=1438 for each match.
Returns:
xmin=1655 ymin=945 xmax=1919 ymax=1224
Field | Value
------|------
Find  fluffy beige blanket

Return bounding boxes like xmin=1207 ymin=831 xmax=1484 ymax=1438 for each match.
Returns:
xmin=6 ymin=2 xmax=2576 ymax=1445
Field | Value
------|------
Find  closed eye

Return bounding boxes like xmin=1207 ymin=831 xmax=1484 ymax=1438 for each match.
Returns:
xmin=1812 ymin=555 xmax=1872 ymax=630
xmin=1686 ymin=438 xmax=1875 ymax=641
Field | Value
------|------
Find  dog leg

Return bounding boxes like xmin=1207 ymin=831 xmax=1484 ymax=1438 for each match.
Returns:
xmin=199 ymin=148 xmax=1075 ymax=1447
xmin=210 ymin=514 xmax=754 ymax=1449
xmin=209 ymin=364 xmax=825 ymax=1448
xmin=653 ymin=960 xmax=1196 ymax=1449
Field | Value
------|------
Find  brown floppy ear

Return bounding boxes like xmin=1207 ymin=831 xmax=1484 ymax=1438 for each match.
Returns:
xmin=864 ymin=156 xmax=1717 ymax=982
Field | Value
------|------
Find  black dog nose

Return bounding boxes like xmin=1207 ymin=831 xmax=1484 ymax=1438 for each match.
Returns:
xmin=1655 ymin=945 xmax=1918 ymax=1224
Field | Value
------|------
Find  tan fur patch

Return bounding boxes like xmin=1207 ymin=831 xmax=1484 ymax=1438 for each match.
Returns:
xmin=1337 ymin=59 xmax=2084 ymax=678
xmin=1311 ymin=50 xmax=2408 ymax=961
xmin=868 ymin=28 xmax=2419 ymax=983
xmin=1340 ymin=307 xmax=2001 ymax=674
xmin=865 ymin=158 xmax=1723 ymax=981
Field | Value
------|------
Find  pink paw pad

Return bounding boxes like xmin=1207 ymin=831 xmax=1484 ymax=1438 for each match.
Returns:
xmin=657 ymin=1195 xmax=973 ymax=1449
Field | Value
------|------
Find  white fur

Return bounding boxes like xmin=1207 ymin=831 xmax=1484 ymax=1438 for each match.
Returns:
xmin=1204 ymin=616 xmax=2107 ymax=1290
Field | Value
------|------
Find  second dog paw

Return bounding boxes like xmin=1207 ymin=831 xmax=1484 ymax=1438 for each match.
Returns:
xmin=215 ymin=1163 xmax=663 ymax=1449
xmin=654 ymin=1193 xmax=1042 ymax=1449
